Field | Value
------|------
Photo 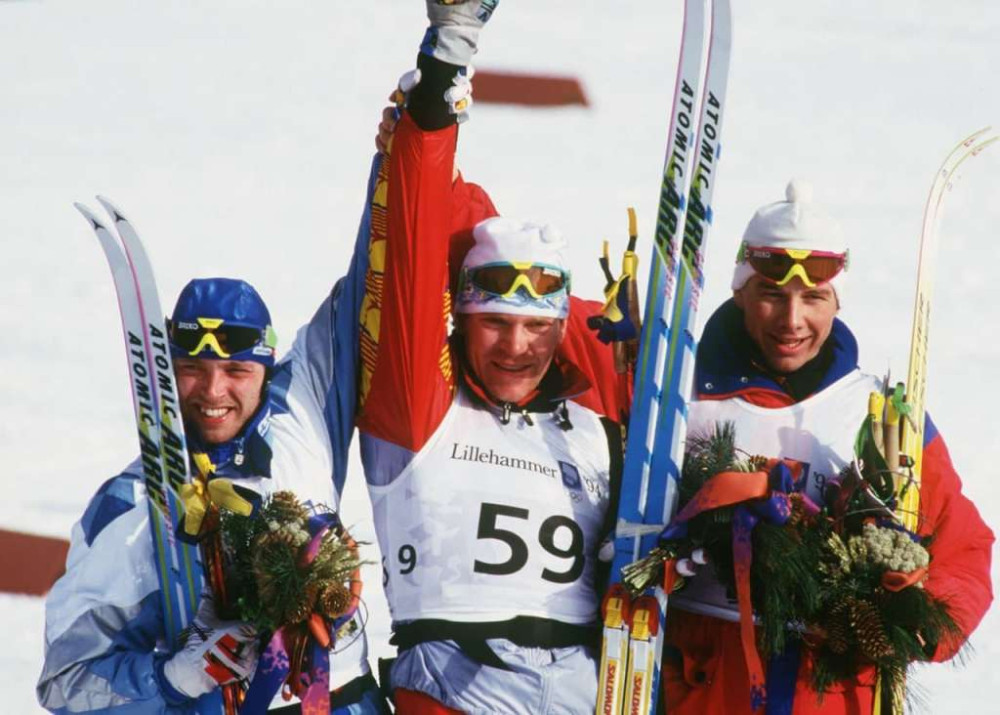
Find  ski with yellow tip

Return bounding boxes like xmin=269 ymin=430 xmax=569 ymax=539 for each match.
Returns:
xmin=597 ymin=0 xmax=732 ymax=712
xmin=871 ymin=127 xmax=998 ymax=714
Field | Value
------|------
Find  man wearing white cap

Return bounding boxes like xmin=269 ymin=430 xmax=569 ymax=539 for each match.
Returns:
xmin=353 ymin=2 xmax=632 ymax=712
xmin=662 ymin=181 xmax=993 ymax=713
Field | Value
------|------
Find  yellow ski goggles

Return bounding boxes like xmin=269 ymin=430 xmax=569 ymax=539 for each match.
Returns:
xmin=462 ymin=261 xmax=571 ymax=299
xmin=169 ymin=317 xmax=277 ymax=360
xmin=739 ymin=243 xmax=848 ymax=288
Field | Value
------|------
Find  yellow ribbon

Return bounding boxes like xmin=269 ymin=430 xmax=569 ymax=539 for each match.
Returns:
xmin=180 ymin=453 xmax=254 ymax=536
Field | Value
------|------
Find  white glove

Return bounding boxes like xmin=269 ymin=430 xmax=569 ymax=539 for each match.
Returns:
xmin=445 ymin=67 xmax=474 ymax=122
xmin=162 ymin=593 xmax=258 ymax=700
xmin=422 ymin=0 xmax=499 ymax=66
xmin=675 ymin=548 xmax=708 ymax=578
xmin=398 ymin=67 xmax=473 ymax=120
xmin=376 ymin=65 xmax=475 ymax=155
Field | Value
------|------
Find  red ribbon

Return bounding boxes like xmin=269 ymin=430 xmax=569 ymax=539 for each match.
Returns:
xmin=882 ymin=566 xmax=928 ymax=592
xmin=669 ymin=459 xmax=808 ymax=712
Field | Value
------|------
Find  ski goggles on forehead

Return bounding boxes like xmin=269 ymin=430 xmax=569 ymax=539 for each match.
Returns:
xmin=739 ymin=243 xmax=849 ymax=287
xmin=169 ymin=317 xmax=276 ymax=359
xmin=462 ymin=261 xmax=571 ymax=299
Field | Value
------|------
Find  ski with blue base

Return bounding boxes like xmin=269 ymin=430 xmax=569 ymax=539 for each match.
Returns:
xmin=596 ymin=0 xmax=732 ymax=712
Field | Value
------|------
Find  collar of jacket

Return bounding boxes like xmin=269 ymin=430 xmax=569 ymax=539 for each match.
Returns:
xmin=694 ymin=298 xmax=859 ymax=405
xmin=186 ymin=401 xmax=274 ymax=479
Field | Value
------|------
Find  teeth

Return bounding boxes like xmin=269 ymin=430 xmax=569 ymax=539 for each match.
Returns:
xmin=201 ymin=407 xmax=228 ymax=418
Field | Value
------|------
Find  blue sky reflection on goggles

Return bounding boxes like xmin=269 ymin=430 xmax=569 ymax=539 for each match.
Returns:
xmin=462 ymin=261 xmax=571 ymax=299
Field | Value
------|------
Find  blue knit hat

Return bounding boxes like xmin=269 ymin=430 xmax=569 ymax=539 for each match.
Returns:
xmin=168 ymin=278 xmax=277 ymax=367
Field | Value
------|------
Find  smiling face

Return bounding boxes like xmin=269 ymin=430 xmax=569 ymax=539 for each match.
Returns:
xmin=734 ymin=274 xmax=839 ymax=374
xmin=175 ymin=358 xmax=267 ymax=445
xmin=460 ymin=312 xmax=567 ymax=403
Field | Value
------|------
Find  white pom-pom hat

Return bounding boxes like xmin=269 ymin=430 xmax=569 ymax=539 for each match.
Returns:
xmin=456 ymin=216 xmax=571 ymax=319
xmin=732 ymin=179 xmax=848 ymax=299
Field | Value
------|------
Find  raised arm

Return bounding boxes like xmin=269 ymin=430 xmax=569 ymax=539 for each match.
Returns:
xmin=357 ymin=2 xmax=495 ymax=453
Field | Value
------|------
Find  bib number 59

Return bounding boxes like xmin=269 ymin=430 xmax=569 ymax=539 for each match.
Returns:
xmin=473 ymin=502 xmax=585 ymax=584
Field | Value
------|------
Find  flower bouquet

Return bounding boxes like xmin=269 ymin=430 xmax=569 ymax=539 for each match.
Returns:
xmin=622 ymin=421 xmax=960 ymax=710
xmin=209 ymin=489 xmax=364 ymax=713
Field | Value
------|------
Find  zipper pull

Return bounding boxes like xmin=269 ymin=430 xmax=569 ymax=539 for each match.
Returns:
xmin=557 ymin=402 xmax=573 ymax=431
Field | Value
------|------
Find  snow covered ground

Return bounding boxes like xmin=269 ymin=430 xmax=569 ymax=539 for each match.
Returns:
xmin=2 ymin=1 xmax=997 ymax=711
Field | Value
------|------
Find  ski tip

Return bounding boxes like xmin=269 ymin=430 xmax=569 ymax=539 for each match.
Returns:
xmin=73 ymin=201 xmax=103 ymax=228
xmin=972 ymin=135 xmax=999 ymax=156
xmin=95 ymin=195 xmax=125 ymax=223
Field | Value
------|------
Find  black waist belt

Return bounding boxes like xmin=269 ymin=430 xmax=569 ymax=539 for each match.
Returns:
xmin=391 ymin=617 xmax=600 ymax=670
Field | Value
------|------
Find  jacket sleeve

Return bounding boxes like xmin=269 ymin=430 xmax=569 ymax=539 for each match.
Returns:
xmin=354 ymin=110 xmax=460 ymax=452
xmin=267 ymin=156 xmax=385 ymax=501
xmin=37 ymin=472 xmax=210 ymax=714
xmin=918 ymin=417 xmax=995 ymax=661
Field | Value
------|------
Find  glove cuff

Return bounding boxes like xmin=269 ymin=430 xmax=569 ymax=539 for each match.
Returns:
xmin=408 ymin=53 xmax=467 ymax=131
xmin=155 ymin=654 xmax=199 ymax=706
xmin=420 ymin=24 xmax=481 ymax=67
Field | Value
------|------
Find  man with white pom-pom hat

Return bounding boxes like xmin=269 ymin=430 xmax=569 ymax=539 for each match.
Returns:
xmin=352 ymin=3 xmax=631 ymax=712
xmin=661 ymin=180 xmax=993 ymax=713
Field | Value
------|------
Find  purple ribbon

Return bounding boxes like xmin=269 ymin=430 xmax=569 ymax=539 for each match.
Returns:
xmin=238 ymin=512 xmax=349 ymax=713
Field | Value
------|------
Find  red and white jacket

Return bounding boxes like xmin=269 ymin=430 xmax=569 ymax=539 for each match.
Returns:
xmin=663 ymin=299 xmax=994 ymax=714
xmin=355 ymin=112 xmax=630 ymax=634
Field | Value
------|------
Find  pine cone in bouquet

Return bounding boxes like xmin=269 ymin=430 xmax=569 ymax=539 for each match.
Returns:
xmin=318 ymin=583 xmax=353 ymax=620
xmin=219 ymin=491 xmax=363 ymax=632
xmin=268 ymin=490 xmax=311 ymax=525
xmin=851 ymin=598 xmax=894 ymax=661
xmin=252 ymin=523 xmax=312 ymax=627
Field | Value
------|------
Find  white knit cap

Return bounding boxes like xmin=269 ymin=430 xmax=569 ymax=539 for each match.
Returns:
xmin=456 ymin=216 xmax=571 ymax=319
xmin=732 ymin=179 xmax=848 ymax=298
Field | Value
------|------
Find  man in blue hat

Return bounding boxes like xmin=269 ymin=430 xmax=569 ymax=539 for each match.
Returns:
xmin=169 ymin=278 xmax=279 ymax=448
xmin=38 ymin=276 xmax=386 ymax=714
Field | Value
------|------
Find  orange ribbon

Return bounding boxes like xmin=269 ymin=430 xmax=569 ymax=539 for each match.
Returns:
xmin=882 ymin=566 xmax=928 ymax=592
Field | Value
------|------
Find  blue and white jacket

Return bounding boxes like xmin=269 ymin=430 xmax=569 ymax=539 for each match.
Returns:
xmin=37 ymin=164 xmax=383 ymax=714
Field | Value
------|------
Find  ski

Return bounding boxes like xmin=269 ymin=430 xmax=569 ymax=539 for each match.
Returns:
xmin=75 ymin=200 xmax=202 ymax=650
xmin=873 ymin=127 xmax=997 ymax=715
xmin=898 ymin=127 xmax=997 ymax=531
xmin=597 ymin=0 xmax=733 ymax=712
xmin=596 ymin=0 xmax=709 ymax=703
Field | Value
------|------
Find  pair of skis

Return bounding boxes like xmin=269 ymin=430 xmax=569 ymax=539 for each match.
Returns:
xmin=596 ymin=0 xmax=732 ymax=713
xmin=76 ymin=198 xmax=204 ymax=652
xmin=80 ymin=200 xmax=248 ymax=713
xmin=872 ymin=128 xmax=997 ymax=714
